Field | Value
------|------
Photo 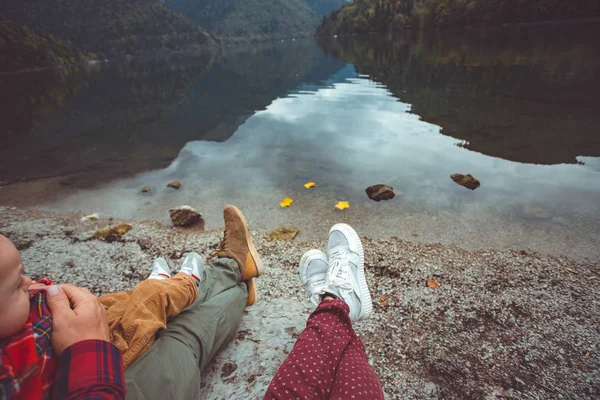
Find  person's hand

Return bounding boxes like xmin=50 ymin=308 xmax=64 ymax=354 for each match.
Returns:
xmin=29 ymin=281 xmax=48 ymax=290
xmin=46 ymin=284 xmax=111 ymax=356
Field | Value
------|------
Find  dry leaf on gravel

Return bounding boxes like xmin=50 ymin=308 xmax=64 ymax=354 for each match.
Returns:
xmin=426 ymin=278 xmax=439 ymax=288
xmin=269 ymin=227 xmax=300 ymax=242
xmin=93 ymin=224 xmax=132 ymax=241
xmin=379 ymin=294 xmax=388 ymax=306
xmin=304 ymin=182 xmax=316 ymax=189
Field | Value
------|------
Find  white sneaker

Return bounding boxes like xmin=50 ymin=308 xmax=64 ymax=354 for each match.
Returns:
xmin=323 ymin=223 xmax=373 ymax=321
xmin=148 ymin=258 xmax=171 ymax=280
xmin=299 ymin=249 xmax=329 ymax=309
xmin=179 ymin=252 xmax=205 ymax=286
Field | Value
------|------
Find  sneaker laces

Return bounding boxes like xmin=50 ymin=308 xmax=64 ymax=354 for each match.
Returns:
xmin=322 ymin=250 xmax=353 ymax=295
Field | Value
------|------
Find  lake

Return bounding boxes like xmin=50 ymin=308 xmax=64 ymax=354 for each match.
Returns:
xmin=1 ymin=22 xmax=599 ymax=260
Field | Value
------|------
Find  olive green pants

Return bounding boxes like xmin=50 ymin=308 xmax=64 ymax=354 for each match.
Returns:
xmin=124 ymin=258 xmax=247 ymax=400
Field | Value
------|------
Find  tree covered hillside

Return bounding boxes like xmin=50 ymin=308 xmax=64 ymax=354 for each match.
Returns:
xmin=317 ymin=0 xmax=600 ymax=34
xmin=163 ymin=0 xmax=345 ymax=40
xmin=0 ymin=19 xmax=85 ymax=72
xmin=1 ymin=0 xmax=217 ymax=57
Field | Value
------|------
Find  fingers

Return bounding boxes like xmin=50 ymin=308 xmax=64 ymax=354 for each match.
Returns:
xmin=45 ymin=285 xmax=74 ymax=317
xmin=29 ymin=283 xmax=48 ymax=290
xmin=60 ymin=284 xmax=96 ymax=306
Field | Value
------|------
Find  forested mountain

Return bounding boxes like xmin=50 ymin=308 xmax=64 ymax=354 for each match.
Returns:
xmin=162 ymin=0 xmax=346 ymax=40
xmin=0 ymin=19 xmax=85 ymax=72
xmin=0 ymin=0 xmax=346 ymax=69
xmin=317 ymin=0 xmax=600 ymax=35
xmin=1 ymin=0 xmax=217 ymax=58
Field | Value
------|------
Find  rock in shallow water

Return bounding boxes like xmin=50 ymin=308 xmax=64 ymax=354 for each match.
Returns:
xmin=366 ymin=184 xmax=396 ymax=201
xmin=269 ymin=227 xmax=300 ymax=242
xmin=450 ymin=174 xmax=480 ymax=190
xmin=167 ymin=181 xmax=182 ymax=190
xmin=169 ymin=206 xmax=203 ymax=227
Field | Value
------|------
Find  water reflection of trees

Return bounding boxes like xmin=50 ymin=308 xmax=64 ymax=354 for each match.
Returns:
xmin=318 ymin=23 xmax=600 ymax=164
xmin=0 ymin=41 xmax=345 ymax=184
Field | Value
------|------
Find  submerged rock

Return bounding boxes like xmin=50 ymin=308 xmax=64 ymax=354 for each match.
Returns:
xmin=269 ymin=227 xmax=300 ymax=242
xmin=451 ymin=174 xmax=480 ymax=190
xmin=93 ymin=224 xmax=132 ymax=241
xmin=141 ymin=186 xmax=151 ymax=193
xmin=169 ymin=206 xmax=203 ymax=227
xmin=366 ymin=184 xmax=396 ymax=202
xmin=167 ymin=181 xmax=182 ymax=190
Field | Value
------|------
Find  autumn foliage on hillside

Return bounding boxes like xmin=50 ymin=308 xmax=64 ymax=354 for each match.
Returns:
xmin=1 ymin=0 xmax=217 ymax=57
xmin=317 ymin=0 xmax=600 ymax=35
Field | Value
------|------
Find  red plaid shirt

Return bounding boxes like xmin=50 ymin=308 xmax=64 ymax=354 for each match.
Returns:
xmin=0 ymin=289 xmax=125 ymax=399
xmin=52 ymin=340 xmax=125 ymax=400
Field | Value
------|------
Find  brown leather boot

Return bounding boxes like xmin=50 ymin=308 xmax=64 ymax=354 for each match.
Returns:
xmin=216 ymin=205 xmax=264 ymax=306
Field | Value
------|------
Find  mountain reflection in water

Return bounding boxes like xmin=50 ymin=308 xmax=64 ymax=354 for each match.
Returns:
xmin=0 ymin=25 xmax=599 ymax=260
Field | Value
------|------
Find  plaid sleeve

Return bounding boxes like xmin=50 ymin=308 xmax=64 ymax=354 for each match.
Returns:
xmin=52 ymin=340 xmax=125 ymax=400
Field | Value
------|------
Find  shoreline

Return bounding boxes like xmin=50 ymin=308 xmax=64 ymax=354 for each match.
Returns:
xmin=1 ymin=206 xmax=598 ymax=399
xmin=2 ymin=171 xmax=599 ymax=263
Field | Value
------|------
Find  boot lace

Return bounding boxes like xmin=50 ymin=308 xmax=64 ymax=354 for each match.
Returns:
xmin=210 ymin=230 xmax=229 ymax=258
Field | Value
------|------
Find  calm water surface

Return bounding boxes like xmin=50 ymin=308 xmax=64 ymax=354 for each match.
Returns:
xmin=1 ymin=23 xmax=599 ymax=259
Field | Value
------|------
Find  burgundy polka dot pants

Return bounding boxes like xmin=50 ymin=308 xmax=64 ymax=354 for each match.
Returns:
xmin=264 ymin=299 xmax=385 ymax=400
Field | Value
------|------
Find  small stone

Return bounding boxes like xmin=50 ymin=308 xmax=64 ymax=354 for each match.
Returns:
xmin=515 ymin=377 xmax=526 ymax=386
xmin=450 ymin=174 xmax=480 ymax=190
xmin=167 ymin=181 xmax=182 ymax=190
xmin=93 ymin=224 xmax=133 ymax=242
xmin=141 ymin=186 xmax=151 ymax=193
xmin=366 ymin=184 xmax=396 ymax=202
xmin=220 ymin=361 xmax=237 ymax=378
xmin=81 ymin=213 xmax=99 ymax=222
xmin=269 ymin=227 xmax=300 ymax=242
xmin=169 ymin=206 xmax=203 ymax=227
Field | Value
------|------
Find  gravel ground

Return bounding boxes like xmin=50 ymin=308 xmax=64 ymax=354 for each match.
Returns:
xmin=0 ymin=206 xmax=598 ymax=399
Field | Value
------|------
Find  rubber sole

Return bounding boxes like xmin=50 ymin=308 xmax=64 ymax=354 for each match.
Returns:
xmin=299 ymin=249 xmax=327 ymax=284
xmin=225 ymin=205 xmax=265 ymax=277
xmin=329 ymin=223 xmax=373 ymax=319
xmin=246 ymin=278 xmax=258 ymax=306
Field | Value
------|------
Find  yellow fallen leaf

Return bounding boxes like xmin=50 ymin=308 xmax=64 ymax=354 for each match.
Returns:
xmin=280 ymin=197 xmax=293 ymax=208
xmin=304 ymin=182 xmax=316 ymax=189
xmin=335 ymin=201 xmax=350 ymax=210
